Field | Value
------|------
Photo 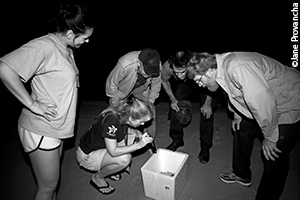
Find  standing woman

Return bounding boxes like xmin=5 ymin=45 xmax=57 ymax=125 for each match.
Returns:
xmin=76 ymin=98 xmax=154 ymax=195
xmin=0 ymin=3 xmax=94 ymax=200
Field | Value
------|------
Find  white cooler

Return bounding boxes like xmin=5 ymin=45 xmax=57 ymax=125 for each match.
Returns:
xmin=141 ymin=148 xmax=189 ymax=200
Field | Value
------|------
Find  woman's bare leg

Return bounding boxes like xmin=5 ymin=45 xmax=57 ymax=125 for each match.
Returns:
xmin=29 ymin=145 xmax=63 ymax=200
xmin=92 ymin=153 xmax=131 ymax=192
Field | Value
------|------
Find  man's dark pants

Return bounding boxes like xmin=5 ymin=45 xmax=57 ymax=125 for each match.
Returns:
xmin=232 ymin=116 xmax=300 ymax=200
xmin=168 ymin=79 xmax=220 ymax=151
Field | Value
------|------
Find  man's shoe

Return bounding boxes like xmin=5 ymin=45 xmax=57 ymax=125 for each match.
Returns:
xmin=198 ymin=149 xmax=210 ymax=164
xmin=166 ymin=141 xmax=184 ymax=151
xmin=219 ymin=172 xmax=252 ymax=187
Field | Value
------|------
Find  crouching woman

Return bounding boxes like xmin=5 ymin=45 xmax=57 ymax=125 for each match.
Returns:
xmin=76 ymin=97 xmax=154 ymax=195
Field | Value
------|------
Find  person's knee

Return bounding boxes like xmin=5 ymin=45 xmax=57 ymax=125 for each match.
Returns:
xmin=37 ymin=179 xmax=58 ymax=192
xmin=118 ymin=154 xmax=132 ymax=167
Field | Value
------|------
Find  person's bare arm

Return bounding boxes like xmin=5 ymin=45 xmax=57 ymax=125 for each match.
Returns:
xmin=0 ymin=61 xmax=57 ymax=120
xmin=162 ymin=80 xmax=179 ymax=111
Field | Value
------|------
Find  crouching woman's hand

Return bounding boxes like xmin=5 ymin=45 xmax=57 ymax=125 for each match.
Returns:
xmin=138 ymin=133 xmax=154 ymax=148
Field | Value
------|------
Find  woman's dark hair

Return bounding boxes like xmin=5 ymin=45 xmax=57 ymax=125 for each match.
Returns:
xmin=49 ymin=3 xmax=94 ymax=35
xmin=168 ymin=50 xmax=193 ymax=69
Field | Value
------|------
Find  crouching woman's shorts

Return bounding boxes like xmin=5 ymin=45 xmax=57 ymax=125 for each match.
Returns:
xmin=76 ymin=146 xmax=106 ymax=171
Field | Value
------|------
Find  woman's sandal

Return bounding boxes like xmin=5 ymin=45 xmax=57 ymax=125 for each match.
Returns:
xmin=89 ymin=180 xmax=115 ymax=195
xmin=108 ymin=173 xmax=122 ymax=181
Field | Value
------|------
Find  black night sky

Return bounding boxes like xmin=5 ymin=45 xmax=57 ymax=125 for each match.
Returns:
xmin=0 ymin=1 xmax=296 ymax=102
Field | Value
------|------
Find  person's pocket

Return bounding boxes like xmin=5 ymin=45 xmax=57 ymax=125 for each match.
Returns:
xmin=76 ymin=147 xmax=96 ymax=171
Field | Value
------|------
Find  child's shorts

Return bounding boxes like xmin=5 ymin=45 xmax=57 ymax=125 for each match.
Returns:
xmin=18 ymin=126 xmax=61 ymax=153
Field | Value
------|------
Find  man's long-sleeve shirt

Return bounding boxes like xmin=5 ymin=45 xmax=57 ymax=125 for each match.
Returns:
xmin=215 ymin=52 xmax=300 ymax=142
xmin=106 ymin=51 xmax=161 ymax=106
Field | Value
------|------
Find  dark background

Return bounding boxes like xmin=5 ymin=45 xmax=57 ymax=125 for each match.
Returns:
xmin=0 ymin=0 xmax=295 ymax=102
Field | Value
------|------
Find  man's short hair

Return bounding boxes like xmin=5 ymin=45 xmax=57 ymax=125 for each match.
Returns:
xmin=187 ymin=52 xmax=217 ymax=79
xmin=169 ymin=50 xmax=193 ymax=69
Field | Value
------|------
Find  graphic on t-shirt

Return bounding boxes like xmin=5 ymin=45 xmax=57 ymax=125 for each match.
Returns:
xmin=107 ymin=125 xmax=118 ymax=137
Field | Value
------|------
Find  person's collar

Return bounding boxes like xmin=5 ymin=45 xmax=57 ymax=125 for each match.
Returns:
xmin=215 ymin=53 xmax=231 ymax=80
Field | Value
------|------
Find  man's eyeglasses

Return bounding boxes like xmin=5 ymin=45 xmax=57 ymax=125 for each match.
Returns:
xmin=194 ymin=75 xmax=204 ymax=86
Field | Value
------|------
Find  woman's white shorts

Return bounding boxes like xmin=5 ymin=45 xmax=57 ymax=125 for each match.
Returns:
xmin=18 ymin=126 xmax=61 ymax=153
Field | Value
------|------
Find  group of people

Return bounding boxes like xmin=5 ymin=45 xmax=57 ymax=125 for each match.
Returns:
xmin=0 ymin=2 xmax=299 ymax=200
